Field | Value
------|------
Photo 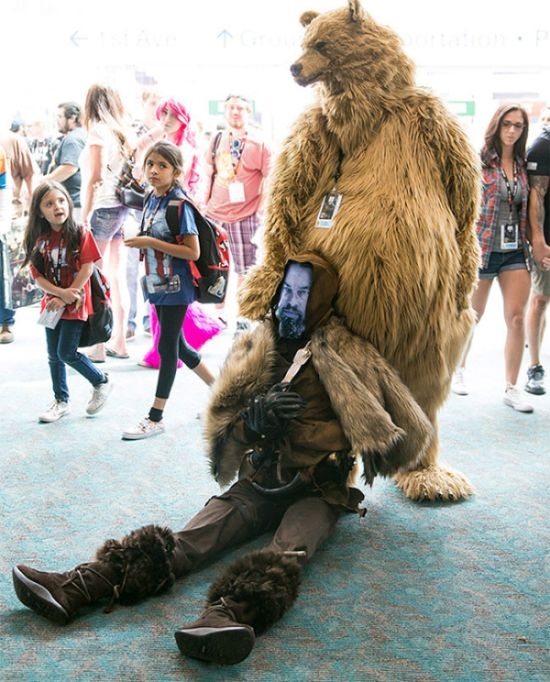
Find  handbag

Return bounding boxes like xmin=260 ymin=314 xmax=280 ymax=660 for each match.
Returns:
xmin=80 ymin=266 xmax=114 ymax=347
xmin=114 ymin=150 xmax=145 ymax=210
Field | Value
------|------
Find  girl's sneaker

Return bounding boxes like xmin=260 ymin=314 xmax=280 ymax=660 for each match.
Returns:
xmin=86 ymin=375 xmax=113 ymax=416
xmin=39 ymin=401 xmax=71 ymax=423
xmin=503 ymin=385 xmax=534 ymax=413
xmin=122 ymin=417 xmax=165 ymax=440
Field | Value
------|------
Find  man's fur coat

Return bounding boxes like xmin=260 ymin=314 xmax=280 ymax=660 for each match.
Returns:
xmin=205 ymin=300 xmax=433 ymax=500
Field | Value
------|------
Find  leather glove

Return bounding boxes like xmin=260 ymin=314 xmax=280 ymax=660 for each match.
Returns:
xmin=242 ymin=382 xmax=306 ymax=441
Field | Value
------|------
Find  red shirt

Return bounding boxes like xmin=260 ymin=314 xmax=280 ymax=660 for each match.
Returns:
xmin=30 ymin=229 xmax=101 ymax=321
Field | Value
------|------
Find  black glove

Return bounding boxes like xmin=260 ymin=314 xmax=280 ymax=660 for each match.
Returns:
xmin=242 ymin=382 xmax=306 ymax=441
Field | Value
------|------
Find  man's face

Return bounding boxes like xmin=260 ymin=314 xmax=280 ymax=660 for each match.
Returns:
xmin=274 ymin=263 xmax=312 ymax=339
xmin=224 ymin=97 xmax=251 ymax=131
xmin=56 ymin=108 xmax=70 ymax=134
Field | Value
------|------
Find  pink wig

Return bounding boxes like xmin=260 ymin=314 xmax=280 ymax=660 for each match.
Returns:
xmin=156 ymin=98 xmax=200 ymax=193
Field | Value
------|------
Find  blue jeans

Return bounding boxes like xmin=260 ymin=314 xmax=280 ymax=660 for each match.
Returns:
xmin=45 ymin=319 xmax=106 ymax=402
xmin=0 ymin=234 xmax=15 ymax=326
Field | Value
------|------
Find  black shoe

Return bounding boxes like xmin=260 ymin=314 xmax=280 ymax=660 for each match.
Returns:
xmin=174 ymin=606 xmax=255 ymax=665
xmin=525 ymin=364 xmax=545 ymax=395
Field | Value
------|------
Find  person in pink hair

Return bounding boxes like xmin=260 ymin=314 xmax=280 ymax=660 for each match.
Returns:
xmin=137 ymin=99 xmax=224 ymax=369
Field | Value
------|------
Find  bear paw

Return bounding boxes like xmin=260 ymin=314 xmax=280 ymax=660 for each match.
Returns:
xmin=393 ymin=464 xmax=475 ymax=502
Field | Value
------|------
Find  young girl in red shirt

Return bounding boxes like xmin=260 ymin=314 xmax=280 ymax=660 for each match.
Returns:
xmin=22 ymin=181 xmax=113 ymax=422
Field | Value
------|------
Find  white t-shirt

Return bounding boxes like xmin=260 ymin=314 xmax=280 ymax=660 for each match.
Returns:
xmin=79 ymin=122 xmax=126 ymax=209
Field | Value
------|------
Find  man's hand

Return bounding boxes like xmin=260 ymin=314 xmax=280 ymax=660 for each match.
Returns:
xmin=242 ymin=383 xmax=306 ymax=440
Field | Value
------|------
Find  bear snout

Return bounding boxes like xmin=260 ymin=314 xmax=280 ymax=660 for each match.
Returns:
xmin=290 ymin=62 xmax=302 ymax=77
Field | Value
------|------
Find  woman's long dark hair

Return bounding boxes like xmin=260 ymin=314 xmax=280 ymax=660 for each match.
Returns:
xmin=480 ymin=103 xmax=529 ymax=168
xmin=22 ymin=181 xmax=81 ymax=268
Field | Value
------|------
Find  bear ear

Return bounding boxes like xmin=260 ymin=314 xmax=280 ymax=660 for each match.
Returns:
xmin=300 ymin=11 xmax=319 ymax=27
xmin=348 ymin=0 xmax=366 ymax=23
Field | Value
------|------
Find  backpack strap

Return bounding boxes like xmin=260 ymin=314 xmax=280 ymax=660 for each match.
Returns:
xmin=206 ymin=131 xmax=223 ymax=202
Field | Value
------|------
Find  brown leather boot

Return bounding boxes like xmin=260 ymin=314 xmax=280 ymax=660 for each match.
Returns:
xmin=175 ymin=550 xmax=302 ymax=665
xmin=12 ymin=561 xmax=120 ymax=625
xmin=174 ymin=597 xmax=255 ymax=665
xmin=13 ymin=524 xmax=176 ymax=625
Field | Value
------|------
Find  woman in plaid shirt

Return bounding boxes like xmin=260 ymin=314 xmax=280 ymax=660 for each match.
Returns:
xmin=453 ymin=103 xmax=533 ymax=413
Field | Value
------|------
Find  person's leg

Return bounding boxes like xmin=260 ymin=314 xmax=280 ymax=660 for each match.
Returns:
xmin=498 ymin=265 xmax=534 ymax=412
xmin=172 ymin=480 xmax=289 ymax=576
xmin=0 ymin=234 xmax=15 ymax=343
xmin=124 ymin=210 xmax=142 ymax=339
xmin=525 ymin=263 xmax=550 ymax=394
xmin=12 ymin=525 xmax=176 ymax=625
xmin=122 ymin=305 xmax=187 ymax=439
xmin=267 ymin=495 xmax=340 ymax=561
xmin=452 ymin=275 xmax=493 ymax=395
xmin=56 ymin=320 xmax=113 ymax=416
xmin=498 ymin=267 xmax=531 ymax=386
xmin=177 ymin=323 xmax=215 ymax=386
xmin=175 ymin=493 xmax=330 ymax=665
xmin=57 ymin=320 xmax=108 ymax=386
xmin=12 ymin=480 xmax=284 ymax=626
xmin=89 ymin=207 xmax=129 ymax=360
xmin=45 ymin=324 xmax=69 ymax=403
xmin=105 ymin=236 xmax=129 ymax=357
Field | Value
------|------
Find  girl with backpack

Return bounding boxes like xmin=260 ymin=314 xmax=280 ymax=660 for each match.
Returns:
xmin=123 ymin=142 xmax=215 ymax=440
xmin=21 ymin=181 xmax=113 ymax=423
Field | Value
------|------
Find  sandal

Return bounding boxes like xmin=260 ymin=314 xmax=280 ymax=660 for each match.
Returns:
xmin=106 ymin=348 xmax=130 ymax=359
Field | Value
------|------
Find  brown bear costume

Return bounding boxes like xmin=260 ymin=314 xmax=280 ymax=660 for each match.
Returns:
xmin=239 ymin=1 xmax=481 ymax=502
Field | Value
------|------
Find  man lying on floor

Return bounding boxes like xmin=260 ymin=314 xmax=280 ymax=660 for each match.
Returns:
xmin=12 ymin=252 xmax=431 ymax=665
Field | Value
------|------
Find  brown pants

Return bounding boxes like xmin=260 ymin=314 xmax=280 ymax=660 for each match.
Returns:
xmin=171 ymin=479 xmax=340 ymax=577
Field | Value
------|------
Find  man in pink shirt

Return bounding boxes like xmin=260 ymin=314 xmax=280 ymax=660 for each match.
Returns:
xmin=204 ymin=95 xmax=272 ymax=328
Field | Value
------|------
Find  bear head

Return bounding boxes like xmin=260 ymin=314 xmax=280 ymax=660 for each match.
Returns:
xmin=290 ymin=0 xmax=414 ymax=96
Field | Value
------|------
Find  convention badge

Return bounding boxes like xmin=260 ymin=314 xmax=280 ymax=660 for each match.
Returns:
xmin=500 ymin=223 xmax=518 ymax=250
xmin=228 ymin=180 xmax=246 ymax=203
xmin=315 ymin=190 xmax=343 ymax=228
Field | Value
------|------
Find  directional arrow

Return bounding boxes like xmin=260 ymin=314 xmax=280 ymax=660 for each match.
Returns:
xmin=70 ymin=30 xmax=88 ymax=47
xmin=217 ymin=29 xmax=233 ymax=48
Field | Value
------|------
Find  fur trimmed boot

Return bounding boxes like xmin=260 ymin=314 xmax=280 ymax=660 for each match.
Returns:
xmin=12 ymin=524 xmax=175 ymax=624
xmin=174 ymin=549 xmax=301 ymax=664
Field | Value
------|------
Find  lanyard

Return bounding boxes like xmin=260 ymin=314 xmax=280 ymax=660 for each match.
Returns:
xmin=229 ymin=131 xmax=247 ymax=174
xmin=144 ymin=194 xmax=166 ymax=233
xmin=500 ymin=162 xmax=518 ymax=219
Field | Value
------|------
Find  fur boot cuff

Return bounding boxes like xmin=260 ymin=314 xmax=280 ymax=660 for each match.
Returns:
xmin=207 ymin=550 xmax=301 ymax=634
xmin=96 ymin=524 xmax=176 ymax=603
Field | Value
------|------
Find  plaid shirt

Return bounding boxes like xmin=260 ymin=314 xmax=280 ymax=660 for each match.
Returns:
xmin=476 ymin=151 xmax=529 ymax=269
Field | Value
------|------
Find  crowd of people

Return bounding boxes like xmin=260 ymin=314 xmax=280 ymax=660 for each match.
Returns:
xmin=1 ymin=92 xmax=550 ymax=427
xmin=1 ymin=86 xmax=273 ymax=436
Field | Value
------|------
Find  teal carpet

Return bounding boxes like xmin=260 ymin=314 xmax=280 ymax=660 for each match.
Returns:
xmin=1 ymin=303 xmax=549 ymax=681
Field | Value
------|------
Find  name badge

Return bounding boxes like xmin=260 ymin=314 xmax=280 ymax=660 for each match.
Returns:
xmin=228 ymin=181 xmax=246 ymax=204
xmin=315 ymin=190 xmax=343 ymax=229
xmin=500 ymin=223 xmax=518 ymax=250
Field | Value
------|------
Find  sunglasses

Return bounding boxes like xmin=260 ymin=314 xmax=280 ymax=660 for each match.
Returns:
xmin=225 ymin=94 xmax=250 ymax=103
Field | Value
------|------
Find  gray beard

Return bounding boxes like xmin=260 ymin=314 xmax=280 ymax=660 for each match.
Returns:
xmin=278 ymin=314 xmax=306 ymax=339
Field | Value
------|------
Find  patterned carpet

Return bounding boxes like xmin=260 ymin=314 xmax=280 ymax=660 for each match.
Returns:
xmin=1 ymin=303 xmax=548 ymax=681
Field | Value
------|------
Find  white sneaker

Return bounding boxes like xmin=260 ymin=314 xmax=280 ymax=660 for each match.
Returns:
xmin=86 ymin=374 xmax=113 ymax=416
xmin=39 ymin=401 xmax=71 ymax=423
xmin=122 ymin=417 xmax=165 ymax=440
xmin=503 ymin=385 xmax=534 ymax=413
xmin=452 ymin=369 xmax=469 ymax=396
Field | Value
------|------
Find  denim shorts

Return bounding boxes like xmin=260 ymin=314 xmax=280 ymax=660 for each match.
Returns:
xmin=479 ymin=250 xmax=527 ymax=279
xmin=90 ymin=206 xmax=129 ymax=242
